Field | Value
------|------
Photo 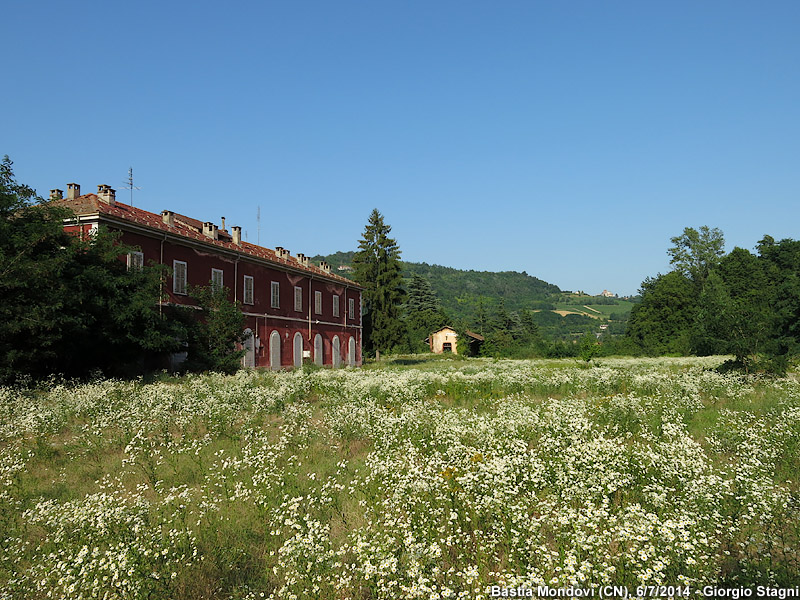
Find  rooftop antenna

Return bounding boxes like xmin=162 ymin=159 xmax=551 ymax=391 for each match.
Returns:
xmin=257 ymin=205 xmax=261 ymax=246
xmin=121 ymin=167 xmax=141 ymax=206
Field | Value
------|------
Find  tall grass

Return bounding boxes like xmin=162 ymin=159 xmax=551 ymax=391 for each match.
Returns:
xmin=1 ymin=357 xmax=798 ymax=598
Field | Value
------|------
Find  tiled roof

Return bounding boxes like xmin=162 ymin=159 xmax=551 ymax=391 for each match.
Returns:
xmin=57 ymin=195 xmax=358 ymax=286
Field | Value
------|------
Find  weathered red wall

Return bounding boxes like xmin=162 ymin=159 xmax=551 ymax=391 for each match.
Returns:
xmin=113 ymin=227 xmax=361 ymax=367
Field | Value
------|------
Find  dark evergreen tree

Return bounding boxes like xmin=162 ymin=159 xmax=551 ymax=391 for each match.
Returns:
xmin=519 ymin=309 xmax=541 ymax=347
xmin=404 ymin=273 xmax=448 ymax=352
xmin=352 ymin=209 xmax=405 ymax=355
xmin=406 ymin=273 xmax=439 ymax=314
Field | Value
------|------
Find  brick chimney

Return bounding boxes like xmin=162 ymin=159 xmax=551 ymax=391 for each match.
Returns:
xmin=275 ymin=247 xmax=290 ymax=260
xmin=67 ymin=183 xmax=80 ymax=199
xmin=320 ymin=260 xmax=331 ymax=273
xmin=161 ymin=210 xmax=174 ymax=227
xmin=50 ymin=189 xmax=64 ymax=200
xmin=232 ymin=226 xmax=242 ymax=246
xmin=297 ymin=253 xmax=309 ymax=267
xmin=97 ymin=184 xmax=116 ymax=206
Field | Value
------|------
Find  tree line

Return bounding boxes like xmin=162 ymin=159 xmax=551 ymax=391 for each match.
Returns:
xmin=625 ymin=226 xmax=800 ymax=372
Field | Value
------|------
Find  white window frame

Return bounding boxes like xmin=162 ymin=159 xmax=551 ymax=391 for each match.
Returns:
xmin=294 ymin=286 xmax=303 ymax=312
xmin=332 ymin=294 xmax=340 ymax=317
xmin=211 ymin=268 xmax=224 ymax=291
xmin=271 ymin=281 xmax=280 ymax=308
xmin=127 ymin=251 xmax=144 ymax=271
xmin=348 ymin=298 xmax=355 ymax=320
xmin=243 ymin=275 xmax=254 ymax=305
xmin=314 ymin=290 xmax=322 ymax=315
xmin=173 ymin=260 xmax=188 ymax=295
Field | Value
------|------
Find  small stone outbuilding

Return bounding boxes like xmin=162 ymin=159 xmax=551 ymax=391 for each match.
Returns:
xmin=426 ymin=327 xmax=484 ymax=355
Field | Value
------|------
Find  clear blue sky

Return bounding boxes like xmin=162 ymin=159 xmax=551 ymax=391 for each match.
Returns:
xmin=5 ymin=1 xmax=799 ymax=296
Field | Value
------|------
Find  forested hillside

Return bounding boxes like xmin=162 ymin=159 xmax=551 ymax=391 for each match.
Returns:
xmin=310 ymin=251 xmax=560 ymax=321
xmin=310 ymin=251 xmax=637 ymax=352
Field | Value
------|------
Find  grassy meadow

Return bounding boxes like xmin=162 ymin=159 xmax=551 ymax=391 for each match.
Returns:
xmin=1 ymin=356 xmax=799 ymax=598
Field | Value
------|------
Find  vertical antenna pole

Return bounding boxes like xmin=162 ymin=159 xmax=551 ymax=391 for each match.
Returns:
xmin=122 ymin=167 xmax=141 ymax=206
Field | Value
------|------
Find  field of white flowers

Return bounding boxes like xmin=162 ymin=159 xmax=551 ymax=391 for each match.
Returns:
xmin=1 ymin=356 xmax=798 ymax=599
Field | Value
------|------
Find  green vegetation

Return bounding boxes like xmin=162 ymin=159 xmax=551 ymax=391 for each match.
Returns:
xmin=2 ymin=357 xmax=798 ymax=597
xmin=0 ymin=156 xmax=182 ymax=383
xmin=0 ymin=157 xmax=246 ymax=383
xmin=352 ymin=209 xmax=406 ymax=356
xmin=173 ymin=285 xmax=248 ymax=374
xmin=627 ymin=226 xmax=800 ymax=372
xmin=312 ymin=250 xmax=635 ymax=355
xmin=403 ymin=273 xmax=449 ymax=352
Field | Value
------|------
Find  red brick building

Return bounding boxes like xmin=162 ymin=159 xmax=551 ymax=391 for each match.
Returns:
xmin=52 ymin=183 xmax=362 ymax=369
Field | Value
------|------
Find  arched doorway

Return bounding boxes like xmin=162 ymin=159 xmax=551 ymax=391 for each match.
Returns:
xmin=314 ymin=334 xmax=323 ymax=366
xmin=348 ymin=336 xmax=356 ymax=366
xmin=242 ymin=328 xmax=255 ymax=368
xmin=332 ymin=336 xmax=341 ymax=368
xmin=269 ymin=331 xmax=281 ymax=370
xmin=293 ymin=332 xmax=303 ymax=368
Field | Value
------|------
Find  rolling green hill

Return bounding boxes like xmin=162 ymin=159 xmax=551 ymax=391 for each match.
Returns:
xmin=310 ymin=252 xmax=634 ymax=341
xmin=310 ymin=252 xmax=559 ymax=318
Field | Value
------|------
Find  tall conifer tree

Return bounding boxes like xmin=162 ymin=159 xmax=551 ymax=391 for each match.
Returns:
xmin=352 ymin=209 xmax=405 ymax=355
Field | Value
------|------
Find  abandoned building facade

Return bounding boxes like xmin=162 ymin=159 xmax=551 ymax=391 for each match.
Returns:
xmin=52 ymin=183 xmax=363 ymax=369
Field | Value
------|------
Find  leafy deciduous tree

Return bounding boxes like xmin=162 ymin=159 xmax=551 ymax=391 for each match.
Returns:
xmin=174 ymin=285 xmax=248 ymax=374
xmin=626 ymin=271 xmax=696 ymax=356
xmin=667 ymin=225 xmax=725 ymax=288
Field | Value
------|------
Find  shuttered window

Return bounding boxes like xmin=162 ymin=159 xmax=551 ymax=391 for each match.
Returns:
xmin=127 ymin=251 xmax=144 ymax=271
xmin=315 ymin=291 xmax=322 ymax=314
xmin=244 ymin=275 xmax=254 ymax=305
xmin=294 ymin=286 xmax=303 ymax=311
xmin=348 ymin=298 xmax=355 ymax=320
xmin=173 ymin=260 xmax=188 ymax=295
xmin=271 ymin=282 xmax=280 ymax=308
xmin=332 ymin=295 xmax=340 ymax=317
xmin=211 ymin=268 xmax=224 ymax=291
